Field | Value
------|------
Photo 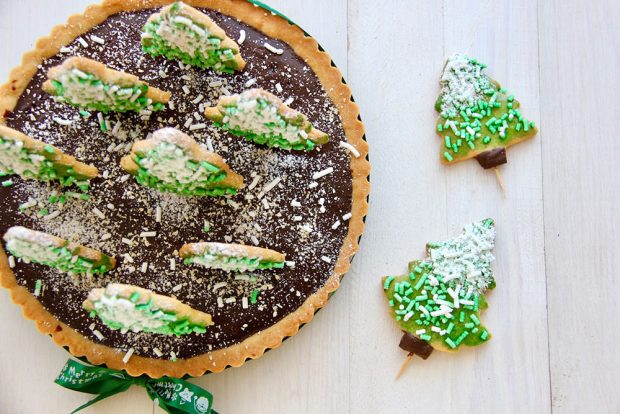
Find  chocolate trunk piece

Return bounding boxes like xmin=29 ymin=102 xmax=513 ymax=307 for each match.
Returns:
xmin=475 ymin=147 xmax=507 ymax=169
xmin=399 ymin=332 xmax=434 ymax=359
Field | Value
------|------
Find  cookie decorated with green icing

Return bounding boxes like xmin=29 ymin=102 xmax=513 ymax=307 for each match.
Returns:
xmin=83 ymin=283 xmax=213 ymax=336
xmin=3 ymin=226 xmax=115 ymax=276
xmin=142 ymin=1 xmax=245 ymax=73
xmin=0 ymin=125 xmax=97 ymax=189
xmin=382 ymin=219 xmax=496 ymax=354
xmin=204 ymin=88 xmax=329 ymax=151
xmin=120 ymin=127 xmax=243 ymax=196
xmin=180 ymin=241 xmax=285 ymax=273
xmin=43 ymin=56 xmax=171 ymax=114
xmin=436 ymin=54 xmax=537 ymax=168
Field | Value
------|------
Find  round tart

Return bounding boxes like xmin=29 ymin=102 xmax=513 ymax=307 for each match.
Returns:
xmin=0 ymin=0 xmax=369 ymax=377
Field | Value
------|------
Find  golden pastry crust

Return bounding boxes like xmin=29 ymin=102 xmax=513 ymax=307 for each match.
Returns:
xmin=84 ymin=283 xmax=213 ymax=327
xmin=0 ymin=125 xmax=98 ymax=180
xmin=42 ymin=56 xmax=171 ymax=104
xmin=205 ymin=88 xmax=329 ymax=145
xmin=120 ymin=127 xmax=244 ymax=190
xmin=179 ymin=241 xmax=285 ymax=263
xmin=3 ymin=226 xmax=116 ymax=269
xmin=147 ymin=2 xmax=246 ymax=70
xmin=0 ymin=0 xmax=370 ymax=378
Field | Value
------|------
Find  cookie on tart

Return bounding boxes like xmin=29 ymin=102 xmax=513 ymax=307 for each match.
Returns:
xmin=205 ymin=88 xmax=329 ymax=151
xmin=180 ymin=241 xmax=285 ymax=272
xmin=43 ymin=56 xmax=171 ymax=113
xmin=120 ymin=127 xmax=243 ymax=196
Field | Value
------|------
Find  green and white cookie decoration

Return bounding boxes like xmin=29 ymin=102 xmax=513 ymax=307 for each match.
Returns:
xmin=436 ymin=54 xmax=537 ymax=169
xmin=3 ymin=226 xmax=116 ymax=276
xmin=120 ymin=127 xmax=243 ymax=196
xmin=180 ymin=241 xmax=286 ymax=273
xmin=43 ymin=56 xmax=171 ymax=113
xmin=142 ymin=1 xmax=245 ymax=73
xmin=83 ymin=283 xmax=213 ymax=336
xmin=205 ymin=88 xmax=329 ymax=151
xmin=382 ymin=219 xmax=496 ymax=371
xmin=0 ymin=125 xmax=97 ymax=188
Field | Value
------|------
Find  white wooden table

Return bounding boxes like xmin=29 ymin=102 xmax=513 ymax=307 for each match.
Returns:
xmin=1 ymin=0 xmax=618 ymax=412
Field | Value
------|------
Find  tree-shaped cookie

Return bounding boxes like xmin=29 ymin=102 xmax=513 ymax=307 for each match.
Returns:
xmin=436 ymin=55 xmax=537 ymax=191
xmin=180 ymin=242 xmax=285 ymax=272
xmin=382 ymin=219 xmax=496 ymax=378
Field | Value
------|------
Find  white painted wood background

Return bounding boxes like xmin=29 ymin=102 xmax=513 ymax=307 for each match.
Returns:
xmin=0 ymin=0 xmax=618 ymax=412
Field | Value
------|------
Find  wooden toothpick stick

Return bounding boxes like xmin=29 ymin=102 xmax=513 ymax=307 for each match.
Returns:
xmin=493 ymin=168 xmax=506 ymax=197
xmin=395 ymin=353 xmax=414 ymax=380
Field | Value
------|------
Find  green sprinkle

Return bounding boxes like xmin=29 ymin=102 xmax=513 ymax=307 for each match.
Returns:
xmin=420 ymin=334 xmax=432 ymax=341
xmin=414 ymin=274 xmax=427 ymax=290
xmin=44 ymin=145 xmax=55 ymax=154
xmin=38 ymin=209 xmax=48 ymax=216
xmin=383 ymin=275 xmax=395 ymax=290
xmin=443 ymin=152 xmax=453 ymax=162
xmin=34 ymin=279 xmax=42 ymax=297
xmin=480 ymin=330 xmax=489 ymax=340
xmin=483 ymin=136 xmax=491 ymax=144
xmin=445 ymin=338 xmax=457 ymax=349
xmin=2 ymin=180 xmax=14 ymax=187
xmin=130 ymin=292 xmax=141 ymax=303
xmin=446 ymin=322 xmax=455 ymax=334
xmin=437 ymin=124 xmax=443 ymax=132
xmin=467 ymin=140 xmax=475 ymax=150
xmin=459 ymin=311 xmax=465 ymax=323
xmin=444 ymin=135 xmax=451 ymax=149
xmin=79 ymin=110 xmax=91 ymax=117
xmin=470 ymin=314 xmax=480 ymax=325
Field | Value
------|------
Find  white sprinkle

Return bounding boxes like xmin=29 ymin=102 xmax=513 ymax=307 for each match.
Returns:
xmin=141 ymin=262 xmax=148 ymax=273
xmin=59 ymin=46 xmax=71 ymax=53
xmin=331 ymin=220 xmax=341 ymax=230
xmin=90 ymin=35 xmax=105 ymax=44
xmin=42 ymin=210 xmax=60 ymax=221
xmin=300 ymin=224 xmax=313 ymax=233
xmin=213 ymin=282 xmax=227 ymax=291
xmin=225 ymin=297 xmax=236 ymax=304
xmin=275 ymin=83 xmax=283 ymax=93
xmin=292 ymin=215 xmax=302 ymax=222
xmin=342 ymin=212 xmax=353 ymax=221
xmin=237 ymin=29 xmax=246 ymax=44
xmin=172 ymin=284 xmax=183 ymax=292
xmin=261 ymin=198 xmax=270 ymax=209
xmin=193 ymin=111 xmax=201 ymax=121
xmin=206 ymin=138 xmax=214 ymax=153
xmin=251 ymin=236 xmax=259 ymax=245
xmin=227 ymin=199 xmax=239 ymax=209
xmin=264 ymin=42 xmax=283 ymax=54
xmin=312 ymin=167 xmax=333 ymax=180
xmin=112 ymin=121 xmax=122 ymax=136
xmin=431 ymin=326 xmax=442 ymax=333
xmin=258 ymin=177 xmax=281 ymax=198
xmin=153 ymin=348 xmax=163 ymax=357
xmin=339 ymin=141 xmax=361 ymax=158
xmin=93 ymin=330 xmax=105 ymax=341
xmin=168 ymin=100 xmax=175 ymax=110
xmin=184 ymin=117 xmax=193 ymax=128
xmin=92 ymin=207 xmax=105 ymax=219
xmin=217 ymin=297 xmax=224 ymax=308
xmin=189 ymin=123 xmax=206 ymax=131
xmin=415 ymin=329 xmax=426 ymax=335
xmin=191 ymin=94 xmax=204 ymax=104
xmin=460 ymin=299 xmax=474 ymax=306
xmin=209 ymin=80 xmax=223 ymax=87
xmin=106 ymin=203 xmax=115 ymax=210
xmin=248 ymin=175 xmax=261 ymax=190
xmin=113 ymin=143 xmax=125 ymax=152
xmin=169 ymin=258 xmax=176 ymax=270
xmin=77 ymin=37 xmax=88 ymax=48
xmin=318 ymin=198 xmax=325 ymax=205
xmin=290 ymin=200 xmax=301 ymax=207
xmin=170 ymin=351 xmax=177 ymax=360
xmin=286 ymin=261 xmax=296 ymax=268
xmin=242 ymin=297 xmax=249 ymax=309
xmin=419 ymin=306 xmax=430 ymax=316
xmin=106 ymin=143 xmax=115 ymax=152
xmin=155 ymin=206 xmax=162 ymax=223
xmin=182 ymin=85 xmax=190 ymax=95
xmin=308 ymin=181 xmax=318 ymax=189
xmin=181 ymin=74 xmax=192 ymax=81
xmin=53 ymin=117 xmax=72 ymax=126
xmin=123 ymin=253 xmax=134 ymax=263
xmin=321 ymin=256 xmax=332 ymax=263
xmin=220 ymin=86 xmax=231 ymax=96
xmin=404 ymin=311 xmax=414 ymax=322
xmin=8 ymin=256 xmax=15 ymax=268
xmin=122 ymin=348 xmax=134 ymax=364
xmin=139 ymin=231 xmax=157 ymax=238
xmin=284 ymin=97 xmax=294 ymax=106
xmin=244 ymin=78 xmax=257 ymax=88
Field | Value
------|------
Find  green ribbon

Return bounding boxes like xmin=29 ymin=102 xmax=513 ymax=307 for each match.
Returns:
xmin=55 ymin=359 xmax=218 ymax=414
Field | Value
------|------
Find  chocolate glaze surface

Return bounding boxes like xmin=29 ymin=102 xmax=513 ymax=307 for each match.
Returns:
xmin=0 ymin=8 xmax=353 ymax=359
xmin=475 ymin=147 xmax=507 ymax=169
xmin=399 ymin=332 xmax=434 ymax=359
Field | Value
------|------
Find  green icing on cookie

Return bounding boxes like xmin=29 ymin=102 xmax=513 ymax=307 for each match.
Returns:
xmin=382 ymin=219 xmax=496 ymax=351
xmin=48 ymin=68 xmax=165 ymax=113
xmin=0 ymin=135 xmax=91 ymax=189
xmin=141 ymin=2 xmax=243 ymax=73
xmin=184 ymin=253 xmax=285 ymax=272
xmin=436 ymin=54 xmax=536 ymax=163
xmin=87 ymin=292 xmax=208 ymax=336
xmin=133 ymin=142 xmax=237 ymax=196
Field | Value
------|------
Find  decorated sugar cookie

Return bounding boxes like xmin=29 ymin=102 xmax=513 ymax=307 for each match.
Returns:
xmin=3 ymin=226 xmax=116 ymax=276
xmin=180 ymin=241 xmax=285 ymax=272
xmin=204 ymin=88 xmax=329 ymax=151
xmin=142 ymin=1 xmax=245 ymax=72
xmin=84 ymin=283 xmax=213 ymax=336
xmin=0 ymin=125 xmax=97 ymax=188
xmin=436 ymin=55 xmax=537 ymax=191
xmin=120 ymin=127 xmax=243 ymax=196
xmin=382 ymin=219 xmax=496 ymax=377
xmin=43 ymin=56 xmax=171 ymax=113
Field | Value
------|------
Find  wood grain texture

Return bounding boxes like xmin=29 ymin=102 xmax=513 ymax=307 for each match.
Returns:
xmin=1 ymin=0 xmax=618 ymax=412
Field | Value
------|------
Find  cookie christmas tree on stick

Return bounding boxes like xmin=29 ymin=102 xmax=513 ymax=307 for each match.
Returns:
xmin=382 ymin=219 xmax=496 ymax=379
xmin=436 ymin=55 xmax=537 ymax=194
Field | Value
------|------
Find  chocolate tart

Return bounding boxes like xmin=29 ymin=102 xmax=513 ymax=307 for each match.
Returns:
xmin=0 ymin=0 xmax=369 ymax=378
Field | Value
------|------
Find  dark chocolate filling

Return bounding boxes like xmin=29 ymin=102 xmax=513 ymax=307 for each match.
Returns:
xmin=399 ymin=332 xmax=433 ymax=360
xmin=475 ymin=147 xmax=507 ymax=169
xmin=0 ymin=8 xmax=354 ymax=360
